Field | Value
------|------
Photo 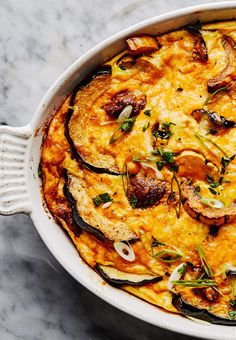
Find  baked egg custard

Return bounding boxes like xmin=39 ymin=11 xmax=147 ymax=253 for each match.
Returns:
xmin=41 ymin=21 xmax=236 ymax=324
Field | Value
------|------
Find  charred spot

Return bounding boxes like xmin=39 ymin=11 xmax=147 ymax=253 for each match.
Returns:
xmin=102 ymin=90 xmax=146 ymax=118
xmin=207 ymin=111 xmax=235 ymax=129
xmin=187 ymin=264 xmax=205 ymax=280
xmin=185 ymin=21 xmax=208 ymax=63
xmin=193 ymin=287 xmax=219 ymax=302
xmin=127 ymin=173 xmax=166 ymax=208
xmin=209 ymin=225 xmax=219 ymax=236
xmin=191 ymin=109 xmax=206 ymax=123
xmin=186 ymin=24 xmax=208 ymax=63
xmin=192 ymin=31 xmax=208 ymax=63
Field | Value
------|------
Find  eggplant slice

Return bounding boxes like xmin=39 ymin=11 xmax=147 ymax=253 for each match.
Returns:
xmin=66 ymin=69 xmax=120 ymax=175
xmin=182 ymin=182 xmax=236 ymax=226
xmin=64 ymin=171 xmax=137 ymax=242
xmin=96 ymin=264 xmax=162 ymax=286
xmin=173 ymin=294 xmax=236 ymax=325
xmin=186 ymin=23 xmax=208 ymax=63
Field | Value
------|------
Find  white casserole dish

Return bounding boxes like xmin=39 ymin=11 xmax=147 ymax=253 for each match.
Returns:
xmin=1 ymin=2 xmax=236 ymax=339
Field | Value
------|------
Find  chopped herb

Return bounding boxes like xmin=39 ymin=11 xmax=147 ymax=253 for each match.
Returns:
xmin=93 ymin=193 xmax=113 ymax=207
xmin=162 ymin=122 xmax=176 ymax=130
xmin=206 ymin=174 xmax=220 ymax=188
xmin=206 ymin=174 xmax=214 ymax=183
xmin=207 ymin=128 xmax=218 ymax=135
xmin=93 ymin=196 xmax=102 ymax=207
xmin=220 ymin=155 xmax=235 ymax=175
xmin=156 ymin=161 xmax=166 ymax=170
xmin=171 ymin=279 xmax=216 ymax=288
xmin=228 ymin=311 xmax=236 ymax=320
xmin=110 ymin=117 xmax=136 ymax=144
xmin=206 ymin=174 xmax=220 ymax=194
xmin=194 ymin=185 xmax=201 ymax=194
xmin=151 ymin=236 xmax=165 ymax=247
xmin=130 ymin=195 xmax=138 ymax=208
xmin=119 ymin=64 xmax=126 ymax=70
xmin=176 ymin=87 xmax=183 ymax=92
xmin=142 ymin=122 xmax=150 ymax=131
xmin=153 ymin=122 xmax=175 ymax=140
xmin=162 ymin=151 xmax=175 ymax=163
xmin=169 ymin=164 xmax=179 ymax=173
xmin=210 ymin=182 xmax=220 ymax=188
xmin=157 ymin=146 xmax=163 ymax=156
xmin=38 ymin=164 xmax=42 ymax=178
xmin=209 ymin=187 xmax=219 ymax=195
xmin=229 ymin=299 xmax=236 ymax=308
xmin=221 ymin=156 xmax=231 ymax=170
xmin=121 ymin=118 xmax=135 ymax=131
xmin=144 ymin=109 xmax=151 ymax=116
xmin=178 ymin=265 xmax=186 ymax=275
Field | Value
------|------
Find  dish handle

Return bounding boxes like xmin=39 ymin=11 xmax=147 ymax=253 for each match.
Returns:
xmin=0 ymin=124 xmax=32 ymax=215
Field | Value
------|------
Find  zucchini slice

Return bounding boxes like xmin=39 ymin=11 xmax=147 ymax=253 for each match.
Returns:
xmin=173 ymin=294 xmax=236 ymax=325
xmin=96 ymin=264 xmax=162 ymax=286
xmin=66 ymin=66 xmax=120 ymax=175
xmin=64 ymin=171 xmax=137 ymax=242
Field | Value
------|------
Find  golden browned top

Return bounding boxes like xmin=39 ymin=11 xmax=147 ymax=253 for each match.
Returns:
xmin=41 ymin=21 xmax=236 ymax=321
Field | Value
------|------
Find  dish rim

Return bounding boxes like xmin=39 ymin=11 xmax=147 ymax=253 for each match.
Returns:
xmin=2 ymin=2 xmax=236 ymax=339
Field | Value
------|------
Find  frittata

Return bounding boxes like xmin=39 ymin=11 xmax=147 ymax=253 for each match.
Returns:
xmin=40 ymin=20 xmax=236 ymax=324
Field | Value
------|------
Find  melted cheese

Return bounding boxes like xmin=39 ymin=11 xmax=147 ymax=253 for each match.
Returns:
xmin=41 ymin=21 xmax=236 ymax=320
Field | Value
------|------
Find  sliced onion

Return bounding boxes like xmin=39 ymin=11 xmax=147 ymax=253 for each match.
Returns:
xmin=168 ymin=263 xmax=186 ymax=291
xmin=117 ymin=105 xmax=133 ymax=123
xmin=200 ymin=197 xmax=224 ymax=209
xmin=140 ymin=162 xmax=164 ymax=180
xmin=113 ymin=241 xmax=135 ymax=262
xmin=100 ymin=121 xmax=117 ymax=126
xmin=101 ymin=201 xmax=112 ymax=209
xmin=208 ymin=35 xmax=236 ymax=89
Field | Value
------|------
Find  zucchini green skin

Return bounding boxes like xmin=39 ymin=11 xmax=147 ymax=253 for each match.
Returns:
xmin=63 ymin=170 xmax=138 ymax=242
xmin=96 ymin=264 xmax=162 ymax=286
xmin=65 ymin=65 xmax=120 ymax=176
xmin=63 ymin=171 xmax=107 ymax=242
xmin=172 ymin=294 xmax=236 ymax=325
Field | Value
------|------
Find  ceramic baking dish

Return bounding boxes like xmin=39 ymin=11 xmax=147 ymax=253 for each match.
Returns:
xmin=1 ymin=2 xmax=236 ymax=339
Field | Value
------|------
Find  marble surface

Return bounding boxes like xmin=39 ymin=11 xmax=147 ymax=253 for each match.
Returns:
xmin=0 ymin=0 xmax=231 ymax=339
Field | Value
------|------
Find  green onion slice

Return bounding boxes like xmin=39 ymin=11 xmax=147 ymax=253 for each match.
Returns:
xmin=153 ymin=249 xmax=182 ymax=262
xmin=168 ymin=263 xmax=187 ymax=290
xmin=171 ymin=279 xmax=216 ymax=287
xmin=132 ymin=153 xmax=160 ymax=163
xmin=200 ymin=197 xmax=224 ymax=209
xmin=121 ymin=162 xmax=130 ymax=196
xmin=203 ymin=86 xmax=228 ymax=105
xmin=117 ymin=105 xmax=133 ymax=123
xmin=195 ymin=244 xmax=213 ymax=277
xmin=113 ymin=241 xmax=135 ymax=262
xmin=170 ymin=173 xmax=182 ymax=218
xmin=195 ymin=133 xmax=228 ymax=157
